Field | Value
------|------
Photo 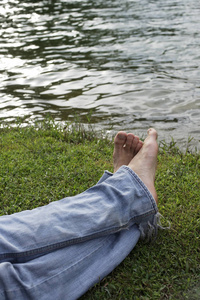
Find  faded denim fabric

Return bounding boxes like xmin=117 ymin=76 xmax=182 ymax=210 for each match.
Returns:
xmin=0 ymin=166 xmax=158 ymax=300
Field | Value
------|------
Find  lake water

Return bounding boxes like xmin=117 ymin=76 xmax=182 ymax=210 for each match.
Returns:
xmin=1 ymin=0 xmax=200 ymax=149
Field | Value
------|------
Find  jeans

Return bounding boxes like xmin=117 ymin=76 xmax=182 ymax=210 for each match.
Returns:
xmin=0 ymin=166 xmax=159 ymax=300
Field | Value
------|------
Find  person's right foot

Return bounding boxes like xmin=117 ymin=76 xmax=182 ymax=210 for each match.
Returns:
xmin=127 ymin=128 xmax=158 ymax=204
xmin=113 ymin=131 xmax=143 ymax=173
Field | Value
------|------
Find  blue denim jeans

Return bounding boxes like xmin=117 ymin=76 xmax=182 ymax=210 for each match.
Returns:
xmin=0 ymin=166 xmax=159 ymax=300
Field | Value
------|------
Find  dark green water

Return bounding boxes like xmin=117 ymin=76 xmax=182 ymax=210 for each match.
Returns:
xmin=0 ymin=0 xmax=200 ymax=147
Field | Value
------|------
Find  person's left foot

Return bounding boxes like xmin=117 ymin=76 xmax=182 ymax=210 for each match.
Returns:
xmin=113 ymin=131 xmax=143 ymax=172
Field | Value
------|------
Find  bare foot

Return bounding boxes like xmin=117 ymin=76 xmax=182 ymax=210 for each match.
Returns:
xmin=113 ymin=131 xmax=143 ymax=173
xmin=127 ymin=128 xmax=158 ymax=203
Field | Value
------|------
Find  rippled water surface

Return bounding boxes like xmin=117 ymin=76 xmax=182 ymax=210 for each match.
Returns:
xmin=1 ymin=0 xmax=200 ymax=147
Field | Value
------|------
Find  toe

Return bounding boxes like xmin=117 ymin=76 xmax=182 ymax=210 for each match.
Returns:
xmin=147 ymin=128 xmax=158 ymax=139
xmin=132 ymin=135 xmax=139 ymax=152
xmin=125 ymin=133 xmax=135 ymax=149
xmin=135 ymin=140 xmax=143 ymax=154
xmin=114 ymin=131 xmax=127 ymax=147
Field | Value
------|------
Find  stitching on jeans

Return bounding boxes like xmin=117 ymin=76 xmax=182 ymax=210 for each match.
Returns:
xmin=0 ymin=207 xmax=155 ymax=261
xmin=0 ymin=166 xmax=157 ymax=260
xmin=1 ymin=234 xmax=112 ymax=294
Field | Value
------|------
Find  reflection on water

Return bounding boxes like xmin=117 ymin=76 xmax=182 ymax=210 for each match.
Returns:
xmin=0 ymin=0 xmax=200 ymax=147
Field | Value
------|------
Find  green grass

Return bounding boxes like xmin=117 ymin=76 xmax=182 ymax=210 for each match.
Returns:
xmin=0 ymin=119 xmax=199 ymax=299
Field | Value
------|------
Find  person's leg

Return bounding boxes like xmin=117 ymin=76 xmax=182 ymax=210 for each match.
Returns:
xmin=0 ymin=224 xmax=141 ymax=300
xmin=0 ymin=131 xmax=144 ymax=257
xmin=0 ymin=130 xmax=152 ymax=258
xmin=0 ymin=129 xmax=159 ymax=300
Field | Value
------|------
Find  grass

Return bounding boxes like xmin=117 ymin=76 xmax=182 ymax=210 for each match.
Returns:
xmin=0 ymin=119 xmax=199 ymax=299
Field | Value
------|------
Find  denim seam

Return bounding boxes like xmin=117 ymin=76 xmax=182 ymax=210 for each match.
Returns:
xmin=0 ymin=235 xmax=111 ymax=294
xmin=0 ymin=166 xmax=158 ymax=260
xmin=0 ymin=209 xmax=155 ymax=260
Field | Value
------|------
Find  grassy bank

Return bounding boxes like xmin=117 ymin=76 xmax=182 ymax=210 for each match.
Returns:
xmin=0 ymin=120 xmax=199 ymax=299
